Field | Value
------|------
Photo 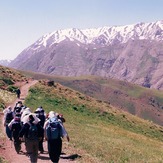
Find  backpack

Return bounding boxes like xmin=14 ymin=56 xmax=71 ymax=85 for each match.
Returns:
xmin=46 ymin=117 xmax=61 ymax=140
xmin=37 ymin=112 xmax=45 ymax=127
xmin=5 ymin=112 xmax=13 ymax=124
xmin=12 ymin=119 xmax=22 ymax=139
xmin=27 ymin=123 xmax=38 ymax=140
xmin=14 ymin=107 xmax=22 ymax=114
xmin=57 ymin=114 xmax=66 ymax=123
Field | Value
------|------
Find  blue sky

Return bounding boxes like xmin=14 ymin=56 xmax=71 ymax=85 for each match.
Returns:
xmin=0 ymin=0 xmax=163 ymax=60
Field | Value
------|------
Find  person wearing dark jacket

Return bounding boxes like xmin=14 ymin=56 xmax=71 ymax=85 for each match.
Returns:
xmin=19 ymin=114 xmax=44 ymax=163
xmin=16 ymin=88 xmax=21 ymax=99
xmin=3 ymin=106 xmax=14 ymax=140
xmin=35 ymin=107 xmax=46 ymax=153
xmin=8 ymin=114 xmax=22 ymax=153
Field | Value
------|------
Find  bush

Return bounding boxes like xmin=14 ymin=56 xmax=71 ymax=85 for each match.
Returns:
xmin=0 ymin=98 xmax=5 ymax=109
xmin=7 ymin=85 xmax=18 ymax=92
xmin=2 ymin=78 xmax=14 ymax=85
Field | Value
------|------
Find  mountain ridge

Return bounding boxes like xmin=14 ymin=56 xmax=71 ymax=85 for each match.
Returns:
xmin=19 ymin=20 xmax=163 ymax=51
xmin=9 ymin=20 xmax=163 ymax=90
xmin=0 ymin=59 xmax=12 ymax=66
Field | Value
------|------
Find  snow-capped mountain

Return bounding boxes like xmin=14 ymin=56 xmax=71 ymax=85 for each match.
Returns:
xmin=9 ymin=20 xmax=163 ymax=90
xmin=18 ymin=20 xmax=163 ymax=55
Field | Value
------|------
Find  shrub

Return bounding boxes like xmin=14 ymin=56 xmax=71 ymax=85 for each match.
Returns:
xmin=7 ymin=85 xmax=18 ymax=93
xmin=2 ymin=78 xmax=14 ymax=85
xmin=0 ymin=98 xmax=5 ymax=109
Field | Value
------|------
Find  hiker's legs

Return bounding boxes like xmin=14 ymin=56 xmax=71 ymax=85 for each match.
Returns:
xmin=32 ymin=140 xmax=39 ymax=163
xmin=38 ymin=136 xmax=44 ymax=152
xmin=25 ymin=139 xmax=39 ymax=163
xmin=48 ymin=139 xmax=62 ymax=163
xmin=6 ymin=125 xmax=12 ymax=140
xmin=14 ymin=137 xmax=21 ymax=153
xmin=17 ymin=93 xmax=20 ymax=99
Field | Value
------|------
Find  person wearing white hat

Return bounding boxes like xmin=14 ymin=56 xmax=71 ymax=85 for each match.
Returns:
xmin=19 ymin=114 xmax=44 ymax=163
xmin=44 ymin=111 xmax=70 ymax=163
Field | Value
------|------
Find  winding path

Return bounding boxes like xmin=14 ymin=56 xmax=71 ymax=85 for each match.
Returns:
xmin=0 ymin=79 xmax=76 ymax=163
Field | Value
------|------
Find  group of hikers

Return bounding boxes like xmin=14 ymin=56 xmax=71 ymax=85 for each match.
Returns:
xmin=3 ymin=100 xmax=70 ymax=163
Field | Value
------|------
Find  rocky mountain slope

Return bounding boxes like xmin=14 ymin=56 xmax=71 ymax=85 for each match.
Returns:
xmin=9 ymin=20 xmax=163 ymax=90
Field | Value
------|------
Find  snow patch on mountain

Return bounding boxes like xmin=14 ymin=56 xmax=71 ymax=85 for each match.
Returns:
xmin=24 ymin=20 xmax=163 ymax=53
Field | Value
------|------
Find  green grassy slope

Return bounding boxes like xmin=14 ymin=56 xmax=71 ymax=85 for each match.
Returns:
xmin=64 ymin=76 xmax=163 ymax=125
xmin=0 ymin=65 xmax=28 ymax=109
xmin=19 ymin=70 xmax=163 ymax=126
xmin=24 ymin=82 xmax=163 ymax=163
xmin=0 ymin=66 xmax=30 ymax=162
xmin=1 ymin=66 xmax=163 ymax=162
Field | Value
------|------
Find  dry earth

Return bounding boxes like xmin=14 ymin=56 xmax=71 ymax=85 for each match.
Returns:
xmin=0 ymin=79 xmax=78 ymax=163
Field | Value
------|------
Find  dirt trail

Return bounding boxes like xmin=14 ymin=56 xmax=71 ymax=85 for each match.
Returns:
xmin=0 ymin=79 xmax=77 ymax=163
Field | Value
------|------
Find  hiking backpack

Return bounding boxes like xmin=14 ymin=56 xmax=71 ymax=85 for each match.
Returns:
xmin=37 ymin=111 xmax=45 ymax=127
xmin=27 ymin=123 xmax=38 ymax=140
xmin=5 ymin=112 xmax=13 ymax=124
xmin=46 ymin=117 xmax=61 ymax=140
xmin=14 ymin=107 xmax=22 ymax=114
xmin=57 ymin=114 xmax=66 ymax=123
xmin=11 ymin=119 xmax=22 ymax=139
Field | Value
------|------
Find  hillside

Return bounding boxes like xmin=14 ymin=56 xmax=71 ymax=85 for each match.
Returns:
xmin=57 ymin=76 xmax=163 ymax=126
xmin=24 ymin=80 xmax=163 ymax=162
xmin=19 ymin=70 xmax=163 ymax=126
xmin=0 ymin=65 xmax=28 ymax=88
xmin=0 ymin=80 xmax=75 ymax=163
xmin=1 ymin=66 xmax=163 ymax=162
xmin=0 ymin=65 xmax=29 ymax=108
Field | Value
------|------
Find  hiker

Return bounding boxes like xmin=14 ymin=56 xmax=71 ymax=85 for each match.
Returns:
xmin=56 ymin=113 xmax=66 ymax=123
xmin=35 ymin=107 xmax=46 ymax=127
xmin=8 ymin=113 xmax=22 ymax=154
xmin=13 ymin=101 xmax=24 ymax=114
xmin=16 ymin=88 xmax=21 ymax=99
xmin=44 ymin=111 xmax=70 ymax=163
xmin=48 ymin=111 xmax=65 ymax=124
xmin=34 ymin=107 xmax=46 ymax=153
xmin=21 ymin=107 xmax=31 ymax=122
xmin=19 ymin=113 xmax=44 ymax=163
xmin=3 ymin=106 xmax=14 ymax=140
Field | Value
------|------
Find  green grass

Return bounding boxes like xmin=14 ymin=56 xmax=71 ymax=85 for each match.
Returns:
xmin=0 ymin=89 xmax=16 ymax=109
xmin=0 ymin=65 xmax=28 ymax=110
xmin=24 ymin=83 xmax=163 ymax=163
xmin=0 ymin=77 xmax=14 ymax=85
xmin=0 ymin=112 xmax=7 ymax=163
xmin=0 ymin=156 xmax=7 ymax=163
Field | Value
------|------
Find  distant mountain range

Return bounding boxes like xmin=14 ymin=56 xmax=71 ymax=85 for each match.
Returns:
xmin=9 ymin=20 xmax=163 ymax=90
xmin=0 ymin=60 xmax=12 ymax=66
